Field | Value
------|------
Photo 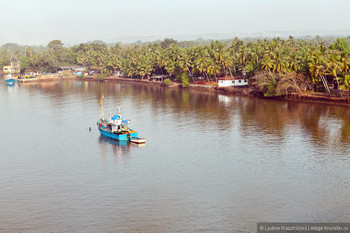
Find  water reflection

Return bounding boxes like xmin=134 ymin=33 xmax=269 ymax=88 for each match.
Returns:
xmin=19 ymin=80 xmax=350 ymax=153
xmin=98 ymin=136 xmax=130 ymax=157
xmin=2 ymin=80 xmax=350 ymax=232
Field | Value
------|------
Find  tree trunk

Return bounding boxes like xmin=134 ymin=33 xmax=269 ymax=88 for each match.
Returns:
xmin=228 ymin=67 xmax=234 ymax=79
xmin=187 ymin=66 xmax=194 ymax=82
xmin=204 ymin=72 xmax=210 ymax=83
xmin=320 ymin=75 xmax=330 ymax=93
xmin=334 ymin=75 xmax=343 ymax=97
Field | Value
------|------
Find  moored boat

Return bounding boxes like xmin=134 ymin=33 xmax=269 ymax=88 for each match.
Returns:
xmin=5 ymin=78 xmax=17 ymax=86
xmin=97 ymin=95 xmax=144 ymax=142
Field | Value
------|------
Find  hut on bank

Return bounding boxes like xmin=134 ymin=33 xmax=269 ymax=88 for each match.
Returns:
xmin=217 ymin=76 xmax=248 ymax=87
xmin=150 ymin=75 xmax=168 ymax=82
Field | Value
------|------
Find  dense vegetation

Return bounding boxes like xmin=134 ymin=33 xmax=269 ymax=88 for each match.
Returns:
xmin=1 ymin=37 xmax=350 ymax=95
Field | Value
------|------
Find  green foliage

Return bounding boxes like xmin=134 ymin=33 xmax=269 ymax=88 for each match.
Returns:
xmin=0 ymin=58 xmax=9 ymax=69
xmin=331 ymin=38 xmax=350 ymax=55
xmin=341 ymin=75 xmax=350 ymax=91
xmin=160 ymin=38 xmax=178 ymax=49
xmin=20 ymin=56 xmax=30 ymax=73
xmin=61 ymin=70 xmax=73 ymax=77
xmin=342 ymin=75 xmax=350 ymax=102
xmin=164 ymin=78 xmax=172 ymax=86
xmin=180 ymin=72 xmax=190 ymax=87
xmin=0 ymin=36 xmax=350 ymax=95
xmin=95 ymin=73 xmax=106 ymax=80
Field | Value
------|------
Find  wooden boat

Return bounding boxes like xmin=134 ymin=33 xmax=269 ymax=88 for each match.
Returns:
xmin=130 ymin=137 xmax=146 ymax=144
xmin=97 ymin=95 xmax=144 ymax=142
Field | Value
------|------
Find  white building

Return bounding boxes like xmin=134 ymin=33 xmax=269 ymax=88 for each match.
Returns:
xmin=232 ymin=77 xmax=248 ymax=86
xmin=218 ymin=78 xmax=234 ymax=87
xmin=217 ymin=77 xmax=248 ymax=87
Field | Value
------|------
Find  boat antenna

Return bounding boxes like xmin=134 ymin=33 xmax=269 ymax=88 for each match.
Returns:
xmin=117 ymin=106 xmax=121 ymax=115
xmin=100 ymin=95 xmax=105 ymax=120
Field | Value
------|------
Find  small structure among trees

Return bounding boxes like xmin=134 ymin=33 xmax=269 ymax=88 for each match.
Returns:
xmin=217 ymin=77 xmax=248 ymax=87
xmin=150 ymin=75 xmax=168 ymax=82
xmin=3 ymin=59 xmax=20 ymax=78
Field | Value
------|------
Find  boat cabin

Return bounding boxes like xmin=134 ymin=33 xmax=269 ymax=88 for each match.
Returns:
xmin=109 ymin=114 xmax=129 ymax=133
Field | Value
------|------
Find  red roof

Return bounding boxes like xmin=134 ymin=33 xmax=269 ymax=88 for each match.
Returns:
xmin=217 ymin=76 xmax=245 ymax=80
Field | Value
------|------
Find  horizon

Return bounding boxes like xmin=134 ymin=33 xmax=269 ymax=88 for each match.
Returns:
xmin=1 ymin=0 xmax=350 ymax=46
xmin=1 ymin=30 xmax=350 ymax=47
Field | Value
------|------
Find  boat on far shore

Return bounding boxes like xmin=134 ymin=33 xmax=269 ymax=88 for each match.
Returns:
xmin=5 ymin=77 xmax=17 ymax=86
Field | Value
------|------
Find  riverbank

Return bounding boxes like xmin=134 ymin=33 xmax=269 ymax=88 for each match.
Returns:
xmin=16 ymin=75 xmax=349 ymax=106
xmin=78 ymin=76 xmax=350 ymax=107
xmin=216 ymin=86 xmax=349 ymax=106
xmin=17 ymin=75 xmax=75 ymax=82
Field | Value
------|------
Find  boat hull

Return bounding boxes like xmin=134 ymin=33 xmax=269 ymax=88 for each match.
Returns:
xmin=5 ymin=79 xmax=16 ymax=86
xmin=98 ymin=127 xmax=138 ymax=141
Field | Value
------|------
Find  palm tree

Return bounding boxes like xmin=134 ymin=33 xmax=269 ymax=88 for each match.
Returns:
xmin=194 ymin=49 xmax=210 ymax=82
xmin=207 ymin=59 xmax=221 ymax=79
xmin=261 ymin=56 xmax=273 ymax=72
xmin=342 ymin=75 xmax=350 ymax=103
xmin=271 ymin=49 xmax=288 ymax=74
xmin=326 ymin=52 xmax=342 ymax=92
xmin=179 ymin=50 xmax=194 ymax=81
xmin=222 ymin=51 xmax=234 ymax=77
xmin=100 ymin=55 xmax=115 ymax=76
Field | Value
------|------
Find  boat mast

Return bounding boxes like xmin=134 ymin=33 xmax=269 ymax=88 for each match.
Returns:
xmin=100 ymin=95 xmax=105 ymax=120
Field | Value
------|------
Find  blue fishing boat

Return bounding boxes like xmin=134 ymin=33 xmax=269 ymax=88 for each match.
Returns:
xmin=97 ymin=96 xmax=144 ymax=142
xmin=5 ymin=78 xmax=16 ymax=86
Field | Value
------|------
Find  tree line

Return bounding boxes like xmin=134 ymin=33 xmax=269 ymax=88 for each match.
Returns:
xmin=1 ymin=37 xmax=350 ymax=95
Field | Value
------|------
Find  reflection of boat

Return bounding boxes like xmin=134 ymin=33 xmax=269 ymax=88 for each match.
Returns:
xmin=99 ymin=135 xmax=131 ymax=158
xmin=130 ymin=137 xmax=146 ymax=144
xmin=99 ymin=135 xmax=128 ymax=146
xmin=97 ymin=95 xmax=144 ymax=142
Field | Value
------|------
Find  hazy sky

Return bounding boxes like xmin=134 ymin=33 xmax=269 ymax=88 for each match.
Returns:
xmin=0 ymin=0 xmax=349 ymax=45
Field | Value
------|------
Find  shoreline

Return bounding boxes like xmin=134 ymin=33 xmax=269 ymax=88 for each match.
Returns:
xmin=17 ymin=75 xmax=350 ymax=107
xmin=16 ymin=75 xmax=76 ymax=82
xmin=94 ymin=76 xmax=350 ymax=107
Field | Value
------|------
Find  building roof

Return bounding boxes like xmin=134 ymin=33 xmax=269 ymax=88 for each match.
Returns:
xmin=58 ymin=65 xmax=85 ymax=70
xmin=217 ymin=78 xmax=233 ymax=81
xmin=218 ymin=76 xmax=246 ymax=80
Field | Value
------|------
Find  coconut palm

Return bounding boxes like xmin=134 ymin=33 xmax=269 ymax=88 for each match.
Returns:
xmin=342 ymin=75 xmax=350 ymax=103
xmin=308 ymin=53 xmax=330 ymax=93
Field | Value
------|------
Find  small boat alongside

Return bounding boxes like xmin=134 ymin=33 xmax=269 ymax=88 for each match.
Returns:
xmin=130 ymin=137 xmax=146 ymax=144
xmin=97 ymin=95 xmax=145 ymax=143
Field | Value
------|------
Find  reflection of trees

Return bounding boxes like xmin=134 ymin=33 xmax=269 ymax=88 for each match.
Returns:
xmin=238 ymin=99 xmax=291 ymax=142
xmin=21 ymin=80 xmax=350 ymax=149
xmin=238 ymin=97 xmax=350 ymax=149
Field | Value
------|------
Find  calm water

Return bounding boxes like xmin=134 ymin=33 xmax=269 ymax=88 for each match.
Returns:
xmin=1 ymin=80 xmax=350 ymax=233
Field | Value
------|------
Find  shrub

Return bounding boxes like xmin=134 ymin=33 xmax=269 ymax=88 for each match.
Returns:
xmin=181 ymin=72 xmax=190 ymax=88
xmin=61 ymin=70 xmax=73 ymax=77
xmin=254 ymin=71 xmax=280 ymax=96
xmin=276 ymin=73 xmax=302 ymax=96
xmin=164 ymin=78 xmax=172 ymax=86
xmin=95 ymin=73 xmax=106 ymax=80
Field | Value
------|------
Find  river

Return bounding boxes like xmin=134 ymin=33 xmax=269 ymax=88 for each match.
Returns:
xmin=1 ymin=80 xmax=349 ymax=232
